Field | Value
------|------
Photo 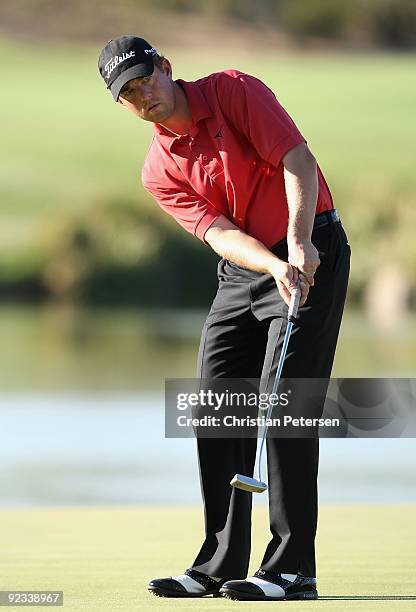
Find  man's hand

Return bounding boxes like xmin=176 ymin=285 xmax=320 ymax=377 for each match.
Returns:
xmin=287 ymin=239 xmax=320 ymax=287
xmin=267 ymin=259 xmax=309 ymax=308
xmin=205 ymin=215 xmax=313 ymax=308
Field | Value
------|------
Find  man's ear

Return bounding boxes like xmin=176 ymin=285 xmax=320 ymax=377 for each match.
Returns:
xmin=161 ymin=58 xmax=173 ymax=78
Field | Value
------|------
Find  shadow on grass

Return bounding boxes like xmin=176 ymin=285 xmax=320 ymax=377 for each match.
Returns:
xmin=320 ymin=596 xmax=416 ymax=600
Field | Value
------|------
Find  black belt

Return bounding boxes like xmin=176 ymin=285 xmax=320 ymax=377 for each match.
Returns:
xmin=272 ymin=208 xmax=341 ymax=251
xmin=313 ymin=208 xmax=340 ymax=229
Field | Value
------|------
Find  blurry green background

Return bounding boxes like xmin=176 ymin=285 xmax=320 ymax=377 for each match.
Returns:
xmin=1 ymin=0 xmax=416 ymax=311
xmin=1 ymin=0 xmax=416 ymax=385
xmin=0 ymin=0 xmax=415 ymax=511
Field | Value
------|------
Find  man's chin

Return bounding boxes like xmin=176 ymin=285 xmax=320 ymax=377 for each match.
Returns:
xmin=142 ymin=109 xmax=168 ymax=123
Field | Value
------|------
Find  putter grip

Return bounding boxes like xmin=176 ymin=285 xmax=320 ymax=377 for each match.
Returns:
xmin=288 ymin=287 xmax=301 ymax=321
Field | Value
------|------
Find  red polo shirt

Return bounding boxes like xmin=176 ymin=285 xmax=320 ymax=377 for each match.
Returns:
xmin=141 ymin=70 xmax=333 ymax=248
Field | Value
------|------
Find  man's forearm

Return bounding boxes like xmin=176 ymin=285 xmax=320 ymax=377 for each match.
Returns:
xmin=204 ymin=219 xmax=281 ymax=274
xmin=282 ymin=143 xmax=321 ymax=286
xmin=283 ymin=144 xmax=318 ymax=243
xmin=204 ymin=215 xmax=309 ymax=306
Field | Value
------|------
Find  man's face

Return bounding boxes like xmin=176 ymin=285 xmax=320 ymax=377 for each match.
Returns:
xmin=118 ymin=59 xmax=176 ymax=123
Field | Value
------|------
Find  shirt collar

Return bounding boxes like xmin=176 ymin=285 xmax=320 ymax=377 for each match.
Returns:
xmin=153 ymin=78 xmax=212 ymax=146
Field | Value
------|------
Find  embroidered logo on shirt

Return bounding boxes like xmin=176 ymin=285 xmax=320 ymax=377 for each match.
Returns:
xmin=214 ymin=128 xmax=222 ymax=138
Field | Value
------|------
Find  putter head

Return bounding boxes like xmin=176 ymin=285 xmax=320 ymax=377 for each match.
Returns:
xmin=230 ymin=474 xmax=268 ymax=493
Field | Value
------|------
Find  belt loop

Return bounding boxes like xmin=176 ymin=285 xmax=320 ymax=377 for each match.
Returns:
xmin=326 ymin=209 xmax=338 ymax=224
xmin=322 ymin=210 xmax=331 ymax=224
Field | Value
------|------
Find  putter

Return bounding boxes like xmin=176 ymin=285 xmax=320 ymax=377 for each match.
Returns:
xmin=230 ymin=285 xmax=302 ymax=493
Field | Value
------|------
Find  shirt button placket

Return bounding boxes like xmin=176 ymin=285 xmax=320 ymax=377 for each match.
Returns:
xmin=189 ymin=138 xmax=198 ymax=162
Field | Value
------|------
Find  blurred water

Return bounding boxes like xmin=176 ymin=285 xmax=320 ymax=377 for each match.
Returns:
xmin=0 ymin=393 xmax=415 ymax=507
xmin=1 ymin=305 xmax=415 ymax=507
xmin=0 ymin=305 xmax=415 ymax=393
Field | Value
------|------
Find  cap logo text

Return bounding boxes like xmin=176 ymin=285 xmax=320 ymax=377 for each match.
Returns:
xmin=104 ymin=50 xmax=136 ymax=79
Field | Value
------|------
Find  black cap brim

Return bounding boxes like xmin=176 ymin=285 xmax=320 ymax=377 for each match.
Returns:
xmin=109 ymin=61 xmax=154 ymax=101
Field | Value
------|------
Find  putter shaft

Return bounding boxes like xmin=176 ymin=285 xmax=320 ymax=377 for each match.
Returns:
xmin=231 ymin=286 xmax=301 ymax=493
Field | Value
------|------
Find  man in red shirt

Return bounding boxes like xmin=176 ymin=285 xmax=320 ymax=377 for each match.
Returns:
xmin=98 ymin=36 xmax=350 ymax=601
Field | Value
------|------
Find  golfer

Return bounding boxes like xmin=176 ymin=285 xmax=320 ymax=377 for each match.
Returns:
xmin=98 ymin=36 xmax=350 ymax=601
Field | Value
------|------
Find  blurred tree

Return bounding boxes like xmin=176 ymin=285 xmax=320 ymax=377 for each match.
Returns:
xmin=365 ymin=0 xmax=416 ymax=48
xmin=1 ymin=0 xmax=415 ymax=48
xmin=278 ymin=0 xmax=351 ymax=40
xmin=39 ymin=198 xmax=219 ymax=307
xmin=200 ymin=0 xmax=281 ymax=23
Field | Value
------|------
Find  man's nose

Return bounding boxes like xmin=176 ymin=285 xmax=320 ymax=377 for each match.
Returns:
xmin=139 ymin=83 xmax=153 ymax=98
xmin=141 ymin=90 xmax=152 ymax=100
xmin=138 ymin=90 xmax=152 ymax=106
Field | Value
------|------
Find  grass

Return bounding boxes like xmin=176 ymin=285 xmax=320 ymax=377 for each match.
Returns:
xmin=1 ymin=36 xmax=416 ymax=292
xmin=1 ymin=37 xmax=415 ymax=225
xmin=0 ymin=505 xmax=415 ymax=610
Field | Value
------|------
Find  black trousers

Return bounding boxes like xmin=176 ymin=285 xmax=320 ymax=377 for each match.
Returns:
xmin=190 ymin=214 xmax=350 ymax=580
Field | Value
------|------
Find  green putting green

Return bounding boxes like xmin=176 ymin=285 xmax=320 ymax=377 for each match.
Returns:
xmin=1 ymin=504 xmax=415 ymax=610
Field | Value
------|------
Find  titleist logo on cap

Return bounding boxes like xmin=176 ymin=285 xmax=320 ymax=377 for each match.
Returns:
xmin=104 ymin=50 xmax=136 ymax=79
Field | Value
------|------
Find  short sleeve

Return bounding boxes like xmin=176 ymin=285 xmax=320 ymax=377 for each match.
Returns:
xmin=142 ymin=172 xmax=221 ymax=243
xmin=216 ymin=71 xmax=306 ymax=167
